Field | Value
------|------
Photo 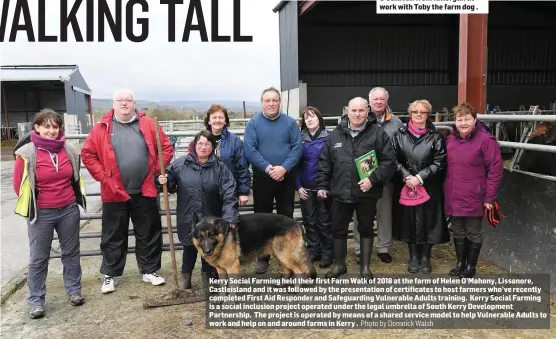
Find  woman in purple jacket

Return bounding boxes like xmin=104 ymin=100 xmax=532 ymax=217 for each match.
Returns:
xmin=296 ymin=107 xmax=333 ymax=268
xmin=444 ymin=103 xmax=503 ymax=278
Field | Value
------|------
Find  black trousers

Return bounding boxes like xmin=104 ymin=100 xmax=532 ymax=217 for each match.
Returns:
xmin=331 ymin=199 xmax=377 ymax=239
xmin=181 ymin=245 xmax=217 ymax=274
xmin=100 ymin=194 xmax=162 ymax=276
xmin=252 ymin=174 xmax=296 ymax=218
xmin=450 ymin=216 xmax=483 ymax=243
xmin=300 ymin=190 xmax=333 ymax=258
xmin=252 ymin=174 xmax=296 ymax=262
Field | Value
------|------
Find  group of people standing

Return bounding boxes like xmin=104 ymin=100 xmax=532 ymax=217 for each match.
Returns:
xmin=313 ymin=88 xmax=503 ymax=281
xmin=13 ymin=86 xmax=503 ymax=320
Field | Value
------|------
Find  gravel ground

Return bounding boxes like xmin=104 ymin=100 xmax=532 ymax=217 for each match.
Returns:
xmin=2 ymin=195 xmax=555 ymax=339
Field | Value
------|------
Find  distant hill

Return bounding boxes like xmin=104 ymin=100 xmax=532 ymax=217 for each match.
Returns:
xmin=92 ymin=99 xmax=261 ymax=114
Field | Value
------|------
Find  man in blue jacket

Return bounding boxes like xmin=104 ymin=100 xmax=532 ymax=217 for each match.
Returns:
xmin=243 ymin=87 xmax=303 ymax=274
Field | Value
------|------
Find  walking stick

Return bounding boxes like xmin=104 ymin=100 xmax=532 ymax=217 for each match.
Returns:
xmin=153 ymin=117 xmax=179 ymax=288
xmin=143 ymin=118 xmax=207 ymax=308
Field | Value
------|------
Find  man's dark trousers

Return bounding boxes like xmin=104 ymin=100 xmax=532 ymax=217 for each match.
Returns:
xmin=252 ymin=173 xmax=296 ymax=271
xmin=100 ymin=194 xmax=163 ymax=277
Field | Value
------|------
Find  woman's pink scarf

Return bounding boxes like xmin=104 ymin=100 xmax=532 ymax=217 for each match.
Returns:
xmin=408 ymin=120 xmax=428 ymax=136
xmin=30 ymin=130 xmax=65 ymax=152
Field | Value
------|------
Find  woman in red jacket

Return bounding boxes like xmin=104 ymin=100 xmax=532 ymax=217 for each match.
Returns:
xmin=13 ymin=109 xmax=86 ymax=319
xmin=444 ymin=103 xmax=503 ymax=278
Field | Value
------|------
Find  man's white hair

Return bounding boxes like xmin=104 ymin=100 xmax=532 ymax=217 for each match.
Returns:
xmin=112 ymin=88 xmax=136 ymax=101
xmin=348 ymin=96 xmax=368 ymax=107
xmin=369 ymin=87 xmax=389 ymax=100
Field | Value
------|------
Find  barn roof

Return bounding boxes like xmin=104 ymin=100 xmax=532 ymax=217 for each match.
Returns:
xmin=272 ymin=0 xmax=318 ymax=14
xmin=0 ymin=65 xmax=78 ymax=82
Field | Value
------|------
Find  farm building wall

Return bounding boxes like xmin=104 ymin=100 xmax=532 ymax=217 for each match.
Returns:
xmin=290 ymin=1 xmax=556 ymax=115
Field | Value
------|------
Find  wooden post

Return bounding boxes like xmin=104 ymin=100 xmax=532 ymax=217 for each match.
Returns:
xmin=2 ymin=86 xmax=10 ymax=141
xmin=458 ymin=14 xmax=488 ymax=113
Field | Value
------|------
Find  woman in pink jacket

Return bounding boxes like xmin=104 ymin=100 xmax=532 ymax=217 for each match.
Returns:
xmin=444 ymin=103 xmax=504 ymax=278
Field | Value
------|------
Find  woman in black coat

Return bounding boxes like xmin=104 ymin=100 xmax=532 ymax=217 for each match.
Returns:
xmin=391 ymin=99 xmax=449 ymax=274
xmin=157 ymin=130 xmax=239 ymax=290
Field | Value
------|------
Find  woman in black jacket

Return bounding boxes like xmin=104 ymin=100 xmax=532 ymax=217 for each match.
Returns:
xmin=157 ymin=130 xmax=239 ymax=290
xmin=391 ymin=99 xmax=449 ymax=274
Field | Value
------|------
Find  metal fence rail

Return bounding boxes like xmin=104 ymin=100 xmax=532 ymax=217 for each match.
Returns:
xmin=154 ymin=108 xmax=555 ymax=128
xmin=66 ymin=113 xmax=556 ymax=154
xmin=52 ymin=112 xmax=556 ymax=258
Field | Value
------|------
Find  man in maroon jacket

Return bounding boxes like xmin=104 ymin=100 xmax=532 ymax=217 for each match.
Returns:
xmin=82 ymin=89 xmax=174 ymax=294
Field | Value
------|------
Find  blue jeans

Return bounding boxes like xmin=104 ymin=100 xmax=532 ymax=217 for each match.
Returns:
xmin=27 ymin=202 xmax=81 ymax=307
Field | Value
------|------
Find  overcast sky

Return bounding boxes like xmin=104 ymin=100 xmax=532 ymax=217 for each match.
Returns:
xmin=0 ymin=0 xmax=281 ymax=102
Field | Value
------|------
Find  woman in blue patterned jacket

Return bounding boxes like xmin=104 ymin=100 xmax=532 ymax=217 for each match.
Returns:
xmin=296 ymin=106 xmax=333 ymax=268
xmin=203 ymin=104 xmax=251 ymax=205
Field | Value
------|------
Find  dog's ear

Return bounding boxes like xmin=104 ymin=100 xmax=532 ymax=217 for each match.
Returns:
xmin=214 ymin=218 xmax=229 ymax=233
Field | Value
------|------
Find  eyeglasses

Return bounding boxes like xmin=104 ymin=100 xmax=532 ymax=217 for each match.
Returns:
xmin=197 ymin=142 xmax=213 ymax=148
xmin=114 ymin=99 xmax=134 ymax=103
xmin=410 ymin=111 xmax=429 ymax=115
xmin=456 ymin=117 xmax=474 ymax=123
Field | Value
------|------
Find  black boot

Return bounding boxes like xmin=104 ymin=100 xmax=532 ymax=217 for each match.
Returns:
xmin=309 ymin=254 xmax=322 ymax=263
xmin=179 ymin=272 xmax=192 ymax=290
xmin=460 ymin=242 xmax=482 ymax=278
xmin=319 ymin=255 xmax=333 ymax=269
xmin=360 ymin=237 xmax=374 ymax=279
xmin=407 ymin=243 xmax=420 ymax=273
xmin=325 ymin=239 xmax=347 ymax=278
xmin=255 ymin=255 xmax=270 ymax=274
xmin=420 ymin=244 xmax=432 ymax=274
xmin=449 ymin=238 xmax=467 ymax=276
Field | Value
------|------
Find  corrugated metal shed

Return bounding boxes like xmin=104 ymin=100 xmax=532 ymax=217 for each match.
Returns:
xmin=274 ymin=1 xmax=556 ymax=114
xmin=277 ymin=1 xmax=299 ymax=91
xmin=1 ymin=65 xmax=78 ymax=82
xmin=1 ymin=64 xmax=94 ymax=138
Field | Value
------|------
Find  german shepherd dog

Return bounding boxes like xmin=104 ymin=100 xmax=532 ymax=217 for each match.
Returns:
xmin=192 ymin=213 xmax=317 ymax=292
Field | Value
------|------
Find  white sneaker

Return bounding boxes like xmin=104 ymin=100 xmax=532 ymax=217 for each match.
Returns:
xmin=143 ymin=272 xmax=166 ymax=286
xmin=101 ymin=276 xmax=116 ymax=294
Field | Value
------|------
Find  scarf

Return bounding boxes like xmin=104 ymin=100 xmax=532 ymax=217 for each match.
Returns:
xmin=308 ymin=127 xmax=322 ymax=141
xmin=408 ymin=120 xmax=428 ymax=137
xmin=30 ymin=130 xmax=65 ymax=153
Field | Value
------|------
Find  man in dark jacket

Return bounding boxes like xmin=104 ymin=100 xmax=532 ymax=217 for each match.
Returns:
xmin=317 ymin=97 xmax=397 ymax=279
xmin=353 ymin=87 xmax=404 ymax=264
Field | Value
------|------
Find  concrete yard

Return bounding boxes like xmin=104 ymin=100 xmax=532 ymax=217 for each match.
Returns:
xmin=1 ymin=211 xmax=555 ymax=339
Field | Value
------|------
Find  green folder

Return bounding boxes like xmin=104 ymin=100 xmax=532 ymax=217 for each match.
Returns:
xmin=355 ymin=150 xmax=378 ymax=181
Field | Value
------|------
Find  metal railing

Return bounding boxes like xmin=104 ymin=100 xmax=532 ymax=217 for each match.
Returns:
xmin=52 ymin=112 xmax=556 ymax=257
xmin=67 ymin=113 xmax=556 ymax=153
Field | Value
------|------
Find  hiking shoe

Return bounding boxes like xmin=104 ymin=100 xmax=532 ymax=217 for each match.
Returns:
xmin=69 ymin=293 xmax=85 ymax=306
xmin=101 ymin=276 xmax=116 ymax=294
xmin=29 ymin=305 xmax=45 ymax=319
xmin=143 ymin=272 xmax=166 ymax=286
